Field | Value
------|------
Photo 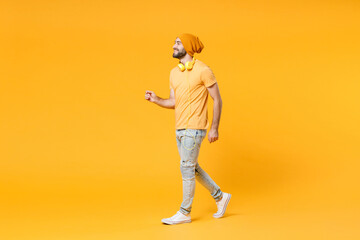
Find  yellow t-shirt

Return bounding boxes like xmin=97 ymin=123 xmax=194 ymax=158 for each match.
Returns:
xmin=169 ymin=59 xmax=217 ymax=130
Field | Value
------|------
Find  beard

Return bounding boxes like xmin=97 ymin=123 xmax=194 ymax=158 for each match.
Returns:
xmin=173 ymin=48 xmax=187 ymax=59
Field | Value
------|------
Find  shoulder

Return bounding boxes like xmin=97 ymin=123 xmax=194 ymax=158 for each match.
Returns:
xmin=196 ymin=59 xmax=214 ymax=73
xmin=169 ymin=66 xmax=178 ymax=80
xmin=195 ymin=59 xmax=208 ymax=69
xmin=170 ymin=66 xmax=178 ymax=73
xmin=197 ymin=60 xmax=217 ymax=86
xmin=170 ymin=66 xmax=180 ymax=77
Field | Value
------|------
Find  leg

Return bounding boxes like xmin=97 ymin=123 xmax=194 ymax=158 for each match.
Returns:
xmin=195 ymin=163 xmax=223 ymax=201
xmin=176 ymin=129 xmax=204 ymax=215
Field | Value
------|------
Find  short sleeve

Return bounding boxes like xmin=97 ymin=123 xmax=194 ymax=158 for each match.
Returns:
xmin=201 ymin=67 xmax=217 ymax=87
xmin=169 ymin=70 xmax=174 ymax=89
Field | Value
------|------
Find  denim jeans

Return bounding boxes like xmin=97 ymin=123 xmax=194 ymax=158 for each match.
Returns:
xmin=175 ymin=129 xmax=223 ymax=215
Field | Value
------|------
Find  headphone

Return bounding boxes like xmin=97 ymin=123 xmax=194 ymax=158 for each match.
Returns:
xmin=177 ymin=56 xmax=196 ymax=72
xmin=177 ymin=56 xmax=197 ymax=151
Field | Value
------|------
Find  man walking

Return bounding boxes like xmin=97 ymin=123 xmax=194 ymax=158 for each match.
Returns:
xmin=145 ymin=33 xmax=231 ymax=225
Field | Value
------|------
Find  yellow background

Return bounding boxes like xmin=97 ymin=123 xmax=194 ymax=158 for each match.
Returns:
xmin=1 ymin=0 xmax=359 ymax=239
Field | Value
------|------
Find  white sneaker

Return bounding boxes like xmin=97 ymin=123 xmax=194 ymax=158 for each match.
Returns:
xmin=213 ymin=192 xmax=231 ymax=218
xmin=161 ymin=211 xmax=191 ymax=225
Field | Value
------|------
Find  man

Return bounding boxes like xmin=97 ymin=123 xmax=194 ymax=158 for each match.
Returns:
xmin=145 ymin=33 xmax=231 ymax=225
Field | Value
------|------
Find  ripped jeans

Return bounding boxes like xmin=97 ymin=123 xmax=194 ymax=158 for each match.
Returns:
xmin=176 ymin=129 xmax=223 ymax=215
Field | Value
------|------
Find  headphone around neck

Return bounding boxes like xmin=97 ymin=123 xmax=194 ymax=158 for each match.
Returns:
xmin=178 ymin=57 xmax=196 ymax=72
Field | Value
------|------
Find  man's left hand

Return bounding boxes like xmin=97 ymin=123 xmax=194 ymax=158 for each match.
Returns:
xmin=208 ymin=128 xmax=219 ymax=143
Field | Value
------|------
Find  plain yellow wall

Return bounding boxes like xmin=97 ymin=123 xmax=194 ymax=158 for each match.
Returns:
xmin=0 ymin=0 xmax=359 ymax=239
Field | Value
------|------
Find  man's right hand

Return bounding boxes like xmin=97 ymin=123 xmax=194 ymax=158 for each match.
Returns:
xmin=145 ymin=90 xmax=158 ymax=103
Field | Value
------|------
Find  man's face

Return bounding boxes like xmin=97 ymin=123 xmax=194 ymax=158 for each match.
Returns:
xmin=172 ymin=38 xmax=187 ymax=59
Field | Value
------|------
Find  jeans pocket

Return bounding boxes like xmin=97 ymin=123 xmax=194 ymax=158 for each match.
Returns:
xmin=182 ymin=134 xmax=196 ymax=151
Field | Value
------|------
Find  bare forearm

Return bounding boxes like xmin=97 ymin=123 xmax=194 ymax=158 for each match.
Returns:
xmin=154 ymin=97 xmax=175 ymax=109
xmin=211 ymin=98 xmax=222 ymax=130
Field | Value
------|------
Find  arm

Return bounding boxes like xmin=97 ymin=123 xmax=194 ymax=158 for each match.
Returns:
xmin=207 ymin=83 xmax=222 ymax=143
xmin=145 ymin=89 xmax=175 ymax=109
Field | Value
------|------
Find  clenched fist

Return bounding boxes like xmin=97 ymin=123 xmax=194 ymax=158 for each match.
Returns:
xmin=145 ymin=90 xmax=158 ymax=103
xmin=208 ymin=128 xmax=219 ymax=143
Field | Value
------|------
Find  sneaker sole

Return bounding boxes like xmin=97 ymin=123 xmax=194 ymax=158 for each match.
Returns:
xmin=213 ymin=193 xmax=232 ymax=218
xmin=161 ymin=219 xmax=192 ymax=225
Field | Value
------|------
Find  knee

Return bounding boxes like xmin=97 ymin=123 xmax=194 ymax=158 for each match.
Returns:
xmin=180 ymin=163 xmax=195 ymax=180
xmin=196 ymin=163 xmax=204 ymax=177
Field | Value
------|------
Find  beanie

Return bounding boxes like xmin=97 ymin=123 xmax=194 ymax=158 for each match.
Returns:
xmin=177 ymin=33 xmax=204 ymax=57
